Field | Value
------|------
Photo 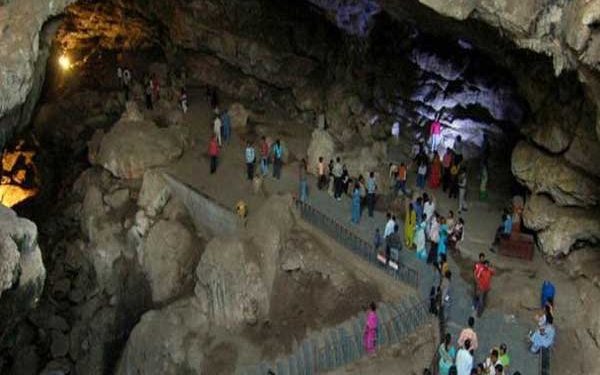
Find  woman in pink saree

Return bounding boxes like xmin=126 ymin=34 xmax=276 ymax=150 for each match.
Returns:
xmin=363 ymin=302 xmax=378 ymax=356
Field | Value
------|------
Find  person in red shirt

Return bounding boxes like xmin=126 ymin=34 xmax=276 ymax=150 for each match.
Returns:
xmin=259 ymin=136 xmax=270 ymax=176
xmin=474 ymin=260 xmax=495 ymax=317
xmin=208 ymin=135 xmax=220 ymax=174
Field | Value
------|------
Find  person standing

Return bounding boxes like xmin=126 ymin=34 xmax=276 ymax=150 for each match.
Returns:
xmin=474 ymin=260 xmax=495 ymax=317
xmin=458 ymin=167 xmax=468 ymax=214
xmin=122 ymin=67 xmax=131 ymax=100
xmin=449 ymin=162 xmax=459 ymax=199
xmin=384 ymin=213 xmax=396 ymax=239
xmin=145 ymin=80 xmax=153 ymax=110
xmin=396 ymin=162 xmax=408 ymax=196
xmin=415 ymin=215 xmax=428 ymax=261
xmin=366 ymin=171 xmax=377 ymax=217
xmin=442 ymin=148 xmax=453 ymax=192
xmin=429 ymin=152 xmax=442 ymax=189
xmin=351 ymin=183 xmax=361 ymax=224
xmin=417 ymin=160 xmax=428 ymax=190
xmin=438 ymin=217 xmax=449 ymax=261
xmin=363 ymin=302 xmax=379 ymax=356
xmin=423 ymin=193 xmax=436 ymax=229
xmin=272 ymin=139 xmax=283 ymax=179
xmin=414 ymin=197 xmax=424 ymax=225
xmin=117 ymin=66 xmax=123 ymax=87
xmin=179 ymin=88 xmax=188 ymax=114
xmin=438 ymin=333 xmax=457 ymax=375
xmin=259 ymin=136 xmax=269 ymax=176
xmin=427 ymin=213 xmax=440 ymax=264
xmin=213 ymin=114 xmax=223 ymax=146
xmin=245 ymin=141 xmax=256 ymax=180
xmin=498 ymin=344 xmax=510 ymax=372
xmin=404 ymin=203 xmax=416 ymax=248
xmin=457 ymin=317 xmax=478 ymax=351
xmin=440 ymin=270 xmax=452 ymax=322
xmin=299 ymin=158 xmax=308 ymax=202
xmin=317 ymin=157 xmax=326 ymax=189
xmin=455 ymin=339 xmax=474 ymax=375
xmin=430 ymin=117 xmax=442 ymax=152
xmin=454 ymin=135 xmax=464 ymax=165
xmin=332 ymin=157 xmax=343 ymax=201
xmin=221 ymin=109 xmax=232 ymax=144
xmin=208 ymin=135 xmax=219 ymax=174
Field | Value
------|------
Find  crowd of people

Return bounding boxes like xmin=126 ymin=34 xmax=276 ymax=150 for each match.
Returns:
xmin=116 ymin=78 xmax=554 ymax=372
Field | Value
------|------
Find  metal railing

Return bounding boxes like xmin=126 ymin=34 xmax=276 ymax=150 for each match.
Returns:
xmin=241 ymin=298 xmax=433 ymax=375
xmin=295 ymin=199 xmax=419 ymax=289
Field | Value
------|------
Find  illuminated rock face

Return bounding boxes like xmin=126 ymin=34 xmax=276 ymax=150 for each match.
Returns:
xmin=0 ymin=140 xmax=39 ymax=207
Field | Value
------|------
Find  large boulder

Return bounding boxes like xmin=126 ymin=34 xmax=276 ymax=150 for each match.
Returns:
xmin=95 ymin=103 xmax=183 ymax=179
xmin=0 ymin=205 xmax=45 ymax=318
xmin=564 ymin=120 xmax=600 ymax=177
xmin=194 ymin=237 xmax=269 ymax=328
xmin=137 ymin=169 xmax=171 ymax=217
xmin=523 ymin=194 xmax=600 ymax=256
xmin=306 ymin=129 xmax=336 ymax=175
xmin=511 ymin=141 xmax=599 ymax=207
xmin=116 ymin=298 xmax=208 ymax=374
xmin=141 ymin=220 xmax=200 ymax=303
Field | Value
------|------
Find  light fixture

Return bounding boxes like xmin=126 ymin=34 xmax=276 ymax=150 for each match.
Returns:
xmin=58 ymin=54 xmax=71 ymax=71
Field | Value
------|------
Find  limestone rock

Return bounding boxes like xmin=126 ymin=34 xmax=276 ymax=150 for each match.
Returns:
xmin=116 ymin=298 xmax=208 ymax=374
xmin=229 ymin=102 xmax=249 ymax=129
xmin=51 ymin=330 xmax=70 ymax=358
xmin=247 ymin=195 xmax=295 ymax=297
xmin=95 ymin=105 xmax=183 ymax=179
xmin=141 ymin=220 xmax=199 ymax=303
xmin=523 ymin=194 xmax=600 ymax=255
xmin=306 ymin=129 xmax=336 ymax=175
xmin=137 ymin=169 xmax=170 ymax=217
xmin=564 ymin=120 xmax=600 ymax=177
xmin=103 ymin=188 xmax=130 ymax=210
xmin=0 ymin=205 xmax=45 ymax=318
xmin=195 ymin=237 xmax=269 ymax=328
xmin=511 ymin=141 xmax=599 ymax=207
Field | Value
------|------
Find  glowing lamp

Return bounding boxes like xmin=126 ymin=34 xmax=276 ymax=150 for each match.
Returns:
xmin=58 ymin=54 xmax=71 ymax=70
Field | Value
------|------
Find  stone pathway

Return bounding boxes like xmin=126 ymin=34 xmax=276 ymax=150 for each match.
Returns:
xmin=302 ymin=183 xmax=538 ymax=374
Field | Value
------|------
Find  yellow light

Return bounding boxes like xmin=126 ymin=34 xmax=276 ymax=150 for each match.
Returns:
xmin=58 ymin=54 xmax=71 ymax=70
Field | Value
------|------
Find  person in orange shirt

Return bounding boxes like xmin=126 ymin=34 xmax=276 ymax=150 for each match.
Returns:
xmin=208 ymin=135 xmax=220 ymax=174
xmin=395 ymin=162 xmax=408 ymax=196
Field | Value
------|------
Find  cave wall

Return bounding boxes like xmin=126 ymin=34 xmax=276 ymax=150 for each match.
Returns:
xmin=1 ymin=0 xmax=599 ymax=257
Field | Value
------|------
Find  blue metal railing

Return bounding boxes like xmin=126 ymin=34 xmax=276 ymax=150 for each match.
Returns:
xmin=295 ymin=199 xmax=420 ymax=289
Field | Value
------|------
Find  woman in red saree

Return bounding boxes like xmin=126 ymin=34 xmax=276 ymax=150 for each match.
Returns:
xmin=429 ymin=151 xmax=442 ymax=189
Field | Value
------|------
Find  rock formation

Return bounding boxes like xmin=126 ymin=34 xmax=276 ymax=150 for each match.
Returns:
xmin=94 ymin=103 xmax=184 ymax=179
xmin=0 ymin=205 xmax=45 ymax=322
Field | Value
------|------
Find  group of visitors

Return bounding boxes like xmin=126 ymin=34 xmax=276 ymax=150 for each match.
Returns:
xmin=116 ymin=66 xmax=132 ymax=100
xmin=314 ymin=156 xmax=379 ymax=223
xmin=239 ymin=137 xmax=285 ymax=180
xmin=437 ymin=318 xmax=515 ymax=375
xmin=389 ymin=136 xmax=468 ymax=214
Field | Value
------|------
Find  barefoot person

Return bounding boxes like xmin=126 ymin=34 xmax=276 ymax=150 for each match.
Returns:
xmin=363 ymin=302 xmax=379 ymax=356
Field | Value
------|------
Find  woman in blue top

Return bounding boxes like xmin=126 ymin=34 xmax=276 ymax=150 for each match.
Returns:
xmin=438 ymin=216 xmax=449 ymax=260
xmin=438 ymin=333 xmax=456 ymax=375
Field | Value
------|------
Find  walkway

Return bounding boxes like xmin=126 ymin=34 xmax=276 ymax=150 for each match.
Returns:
xmin=302 ymin=184 xmax=538 ymax=373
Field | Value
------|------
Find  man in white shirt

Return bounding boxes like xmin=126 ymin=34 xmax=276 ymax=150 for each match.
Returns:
xmin=383 ymin=213 xmax=396 ymax=238
xmin=483 ymin=349 xmax=502 ymax=375
xmin=456 ymin=339 xmax=474 ymax=375
xmin=213 ymin=113 xmax=222 ymax=146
